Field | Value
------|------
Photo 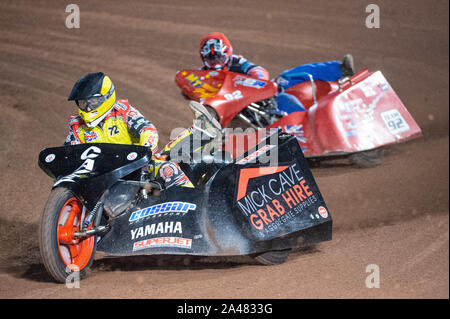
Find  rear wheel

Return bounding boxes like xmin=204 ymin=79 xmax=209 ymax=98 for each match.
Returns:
xmin=39 ymin=187 xmax=96 ymax=283
xmin=254 ymin=249 xmax=291 ymax=265
xmin=350 ymin=147 xmax=385 ymax=168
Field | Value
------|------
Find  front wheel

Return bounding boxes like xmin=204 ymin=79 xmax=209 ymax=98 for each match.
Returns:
xmin=39 ymin=187 xmax=96 ymax=283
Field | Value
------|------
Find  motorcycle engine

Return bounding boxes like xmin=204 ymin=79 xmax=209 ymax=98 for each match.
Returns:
xmin=103 ymin=182 xmax=140 ymax=218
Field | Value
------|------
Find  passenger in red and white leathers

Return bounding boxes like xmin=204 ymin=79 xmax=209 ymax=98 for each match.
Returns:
xmin=199 ymin=32 xmax=269 ymax=80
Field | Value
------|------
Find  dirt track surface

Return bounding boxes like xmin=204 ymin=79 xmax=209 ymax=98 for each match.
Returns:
xmin=0 ymin=0 xmax=448 ymax=299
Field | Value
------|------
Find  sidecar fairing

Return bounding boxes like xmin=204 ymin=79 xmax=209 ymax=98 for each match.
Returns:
xmin=269 ymin=69 xmax=422 ymax=157
xmin=95 ymin=131 xmax=332 ymax=257
xmin=38 ymin=143 xmax=152 ymax=211
xmin=175 ymin=69 xmax=278 ymax=127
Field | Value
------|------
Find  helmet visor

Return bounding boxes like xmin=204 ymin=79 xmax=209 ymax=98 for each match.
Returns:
xmin=204 ymin=54 xmax=228 ymax=69
xmin=77 ymin=84 xmax=115 ymax=112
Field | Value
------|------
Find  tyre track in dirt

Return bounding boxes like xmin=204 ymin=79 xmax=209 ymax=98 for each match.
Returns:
xmin=0 ymin=0 xmax=448 ymax=298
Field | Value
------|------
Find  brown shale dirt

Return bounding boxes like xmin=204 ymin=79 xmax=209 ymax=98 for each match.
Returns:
xmin=0 ymin=0 xmax=448 ymax=298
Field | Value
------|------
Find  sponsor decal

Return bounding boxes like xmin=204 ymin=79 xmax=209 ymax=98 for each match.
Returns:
xmin=233 ymin=75 xmax=266 ymax=89
xmin=128 ymin=201 xmax=197 ymax=223
xmin=133 ymin=237 xmax=192 ymax=251
xmin=380 ymin=109 xmax=410 ymax=135
xmin=380 ymin=83 xmax=390 ymax=91
xmin=283 ymin=125 xmax=308 ymax=153
xmin=127 ymin=152 xmax=138 ymax=161
xmin=161 ymin=163 xmax=179 ymax=182
xmin=361 ymin=83 xmax=377 ymax=98
xmin=318 ymin=206 xmax=328 ymax=218
xmin=54 ymin=146 xmax=101 ymax=185
xmin=165 ymin=129 xmax=188 ymax=151
xmin=116 ymin=101 xmax=130 ymax=112
xmin=365 ymin=94 xmax=382 ymax=121
xmin=145 ymin=132 xmax=158 ymax=147
xmin=236 ymin=163 xmax=324 ymax=233
xmin=284 ymin=125 xmax=306 ymax=143
xmin=45 ymin=154 xmax=56 ymax=163
xmin=131 ymin=221 xmax=182 ymax=240
xmin=236 ymin=166 xmax=289 ymax=201
xmin=339 ymin=95 xmax=380 ymax=124
xmin=80 ymin=146 xmax=101 ymax=160
xmin=338 ymin=74 xmax=397 ymax=139
xmin=236 ymin=145 xmax=275 ymax=165
xmin=183 ymin=73 xmax=219 ymax=99
xmin=84 ymin=131 xmax=99 ymax=142
xmin=162 ymin=165 xmax=174 ymax=179
xmin=185 ymin=73 xmax=203 ymax=88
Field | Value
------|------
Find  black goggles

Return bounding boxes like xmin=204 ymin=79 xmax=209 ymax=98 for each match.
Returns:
xmin=76 ymin=84 xmax=114 ymax=111
xmin=205 ymin=54 xmax=228 ymax=68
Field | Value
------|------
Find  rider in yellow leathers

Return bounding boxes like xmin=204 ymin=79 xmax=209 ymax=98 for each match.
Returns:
xmin=65 ymin=72 xmax=194 ymax=189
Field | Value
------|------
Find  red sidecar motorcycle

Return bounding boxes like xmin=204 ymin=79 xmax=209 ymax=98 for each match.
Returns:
xmin=175 ymin=67 xmax=422 ymax=167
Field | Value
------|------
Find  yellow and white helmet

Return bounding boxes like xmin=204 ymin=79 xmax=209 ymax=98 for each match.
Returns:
xmin=68 ymin=72 xmax=116 ymax=128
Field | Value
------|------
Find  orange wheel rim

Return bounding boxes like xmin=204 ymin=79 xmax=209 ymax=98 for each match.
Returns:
xmin=56 ymin=197 xmax=95 ymax=271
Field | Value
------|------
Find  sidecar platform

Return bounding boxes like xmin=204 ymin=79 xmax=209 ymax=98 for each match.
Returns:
xmin=96 ymin=132 xmax=332 ymax=257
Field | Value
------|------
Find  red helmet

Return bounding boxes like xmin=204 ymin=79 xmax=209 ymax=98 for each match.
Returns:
xmin=199 ymin=32 xmax=233 ymax=70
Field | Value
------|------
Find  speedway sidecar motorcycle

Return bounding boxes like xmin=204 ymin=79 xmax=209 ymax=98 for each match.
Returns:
xmin=38 ymin=102 xmax=332 ymax=283
xmin=175 ymin=67 xmax=422 ymax=167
